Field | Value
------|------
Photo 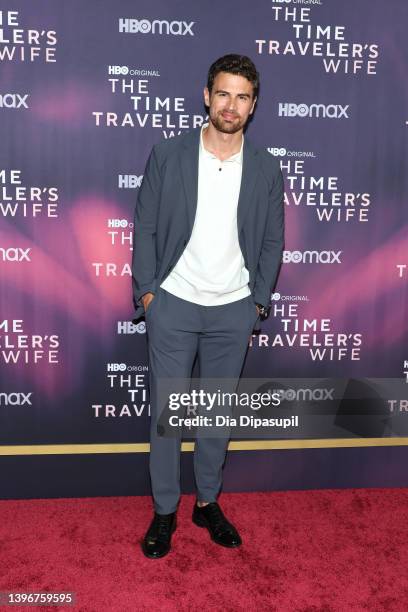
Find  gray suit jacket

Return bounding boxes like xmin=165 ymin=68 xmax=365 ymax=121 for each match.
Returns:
xmin=132 ymin=127 xmax=284 ymax=331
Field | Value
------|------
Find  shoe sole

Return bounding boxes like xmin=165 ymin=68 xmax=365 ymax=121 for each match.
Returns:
xmin=192 ymin=515 xmax=242 ymax=548
xmin=141 ymin=522 xmax=177 ymax=559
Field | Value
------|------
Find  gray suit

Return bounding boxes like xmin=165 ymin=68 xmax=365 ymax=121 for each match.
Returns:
xmin=132 ymin=126 xmax=284 ymax=513
xmin=132 ymin=127 xmax=284 ymax=331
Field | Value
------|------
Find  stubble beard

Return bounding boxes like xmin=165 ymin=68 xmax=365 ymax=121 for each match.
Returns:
xmin=209 ymin=109 xmax=246 ymax=135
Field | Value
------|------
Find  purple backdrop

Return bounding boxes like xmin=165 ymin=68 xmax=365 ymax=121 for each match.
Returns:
xmin=1 ymin=0 xmax=407 ymax=497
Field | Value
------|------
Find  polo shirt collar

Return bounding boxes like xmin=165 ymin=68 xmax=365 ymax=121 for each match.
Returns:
xmin=200 ymin=122 xmax=243 ymax=164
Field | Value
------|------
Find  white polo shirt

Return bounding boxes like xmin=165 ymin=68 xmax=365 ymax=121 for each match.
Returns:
xmin=160 ymin=123 xmax=251 ymax=305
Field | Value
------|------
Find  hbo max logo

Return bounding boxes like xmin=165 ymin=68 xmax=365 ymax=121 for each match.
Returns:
xmin=273 ymin=388 xmax=335 ymax=401
xmin=0 ymin=247 xmax=31 ymax=262
xmin=283 ymin=250 xmax=342 ymax=264
xmin=119 ymin=19 xmax=195 ymax=36
xmin=0 ymin=392 xmax=32 ymax=406
xmin=118 ymin=174 xmax=143 ymax=188
xmin=117 ymin=321 xmax=146 ymax=335
xmin=0 ymin=94 xmax=29 ymax=109
xmin=279 ymin=103 xmax=349 ymax=119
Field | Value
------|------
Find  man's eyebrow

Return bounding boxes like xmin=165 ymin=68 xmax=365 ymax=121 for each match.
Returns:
xmin=214 ymin=89 xmax=251 ymax=98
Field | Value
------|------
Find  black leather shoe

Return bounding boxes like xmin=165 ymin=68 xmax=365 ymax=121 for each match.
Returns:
xmin=192 ymin=502 xmax=242 ymax=548
xmin=141 ymin=511 xmax=177 ymax=559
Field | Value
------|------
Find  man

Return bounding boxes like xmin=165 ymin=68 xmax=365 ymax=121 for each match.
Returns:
xmin=132 ymin=54 xmax=284 ymax=558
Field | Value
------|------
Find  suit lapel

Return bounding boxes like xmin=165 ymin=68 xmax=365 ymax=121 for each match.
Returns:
xmin=179 ymin=129 xmax=200 ymax=234
xmin=237 ymin=139 xmax=259 ymax=233
xmin=179 ymin=126 xmax=259 ymax=236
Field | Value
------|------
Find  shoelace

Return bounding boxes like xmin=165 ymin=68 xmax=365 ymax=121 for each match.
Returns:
xmin=203 ymin=505 xmax=230 ymax=534
xmin=154 ymin=515 xmax=173 ymax=539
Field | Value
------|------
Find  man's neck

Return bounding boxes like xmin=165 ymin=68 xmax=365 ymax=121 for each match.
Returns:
xmin=202 ymin=122 xmax=243 ymax=161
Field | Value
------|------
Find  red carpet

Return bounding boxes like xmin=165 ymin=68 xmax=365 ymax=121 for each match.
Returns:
xmin=1 ymin=488 xmax=407 ymax=611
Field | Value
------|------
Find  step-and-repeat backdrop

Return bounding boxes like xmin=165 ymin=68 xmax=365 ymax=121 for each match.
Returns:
xmin=1 ymin=0 xmax=407 ymax=493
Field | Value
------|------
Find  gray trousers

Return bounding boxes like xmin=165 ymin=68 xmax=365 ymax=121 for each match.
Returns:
xmin=145 ymin=286 xmax=259 ymax=514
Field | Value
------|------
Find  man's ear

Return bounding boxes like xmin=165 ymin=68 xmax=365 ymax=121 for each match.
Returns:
xmin=250 ymin=96 xmax=257 ymax=115
xmin=203 ymin=86 xmax=210 ymax=107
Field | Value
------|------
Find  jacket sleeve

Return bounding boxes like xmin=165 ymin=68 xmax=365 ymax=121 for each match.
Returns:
xmin=132 ymin=145 xmax=161 ymax=308
xmin=252 ymin=165 xmax=285 ymax=307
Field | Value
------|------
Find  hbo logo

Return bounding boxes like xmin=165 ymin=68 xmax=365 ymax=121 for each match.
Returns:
xmin=268 ymin=148 xmax=286 ymax=156
xmin=107 ymin=363 xmax=126 ymax=372
xmin=108 ymin=65 xmax=129 ymax=75
xmin=108 ymin=219 xmax=128 ymax=228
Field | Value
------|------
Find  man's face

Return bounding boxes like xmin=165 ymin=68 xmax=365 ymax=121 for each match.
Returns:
xmin=204 ymin=71 xmax=257 ymax=135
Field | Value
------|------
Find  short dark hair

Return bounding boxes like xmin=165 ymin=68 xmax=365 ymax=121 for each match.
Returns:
xmin=207 ymin=54 xmax=259 ymax=100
